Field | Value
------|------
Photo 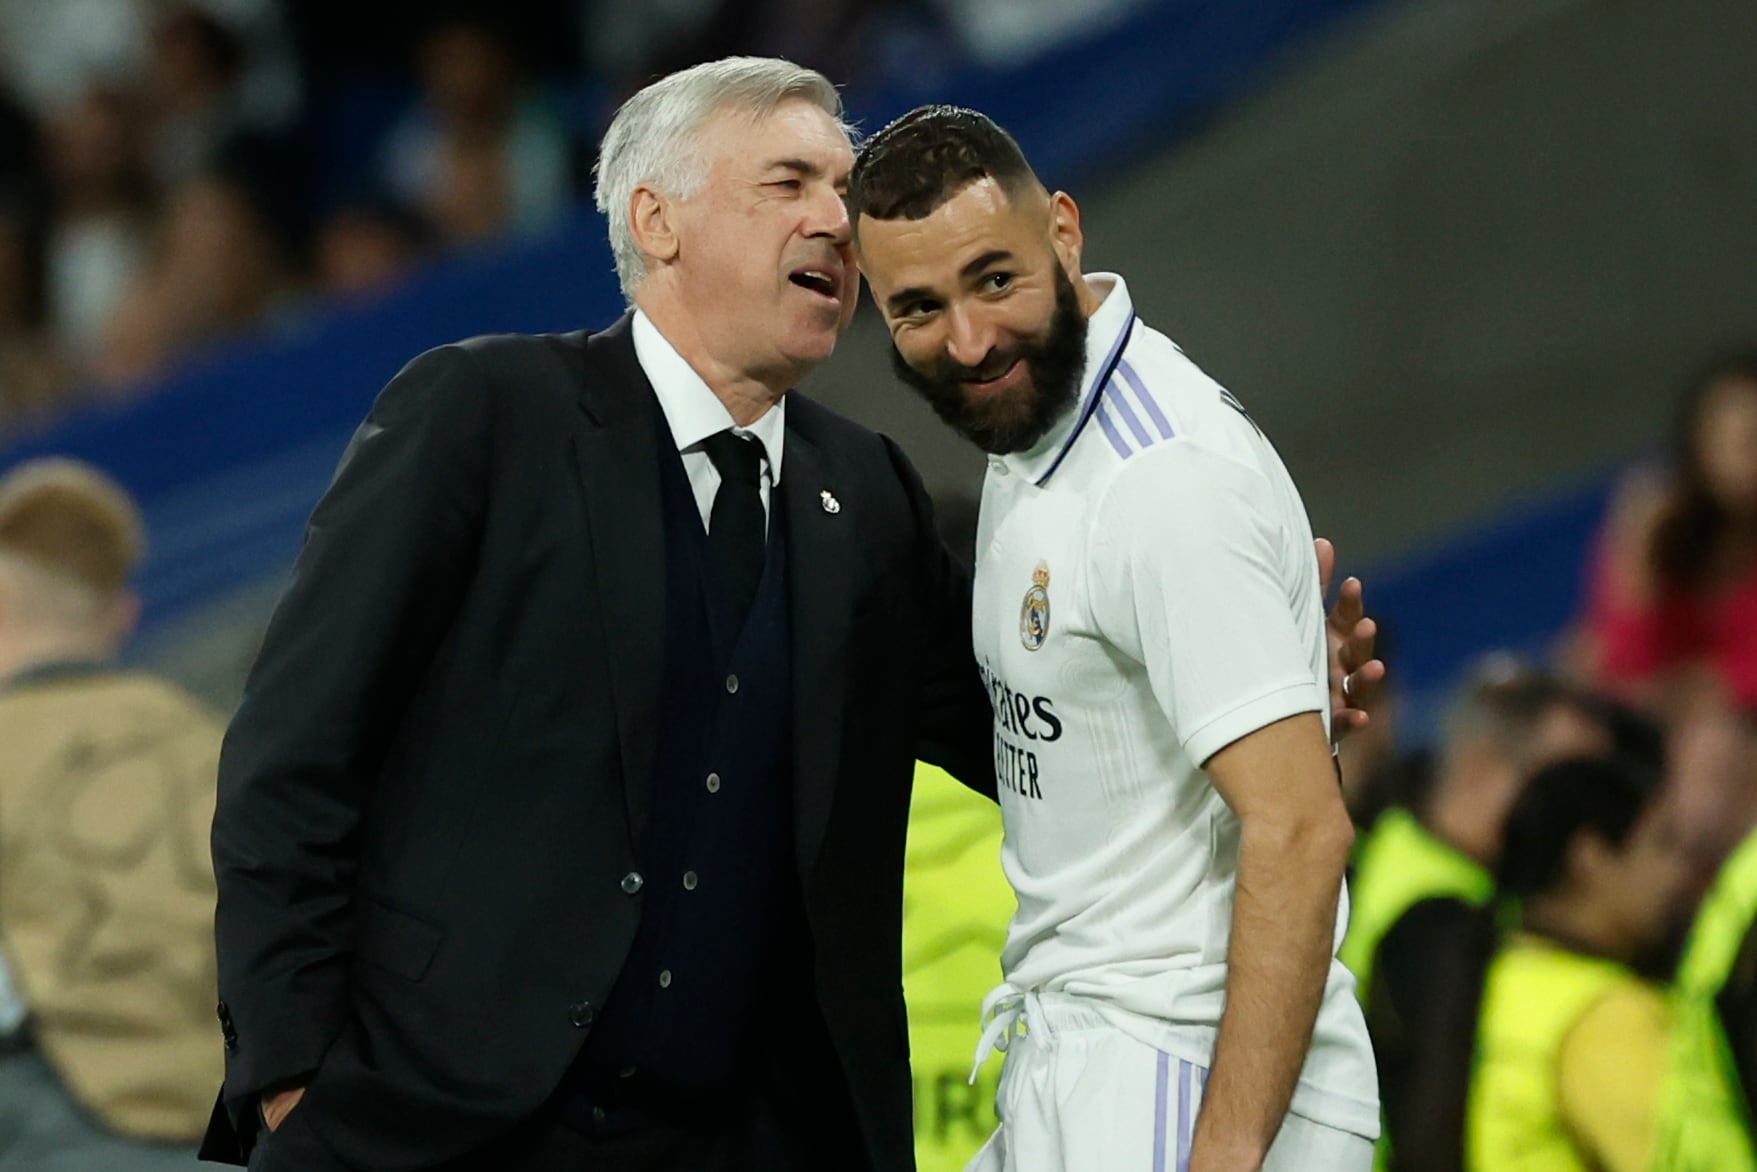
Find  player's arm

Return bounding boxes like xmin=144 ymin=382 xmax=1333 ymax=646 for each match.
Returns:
xmin=1089 ymin=445 xmax=1351 ymax=1172
xmin=1193 ymin=715 xmax=1353 ymax=1171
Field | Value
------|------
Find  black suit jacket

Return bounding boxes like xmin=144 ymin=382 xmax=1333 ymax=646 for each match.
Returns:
xmin=205 ymin=315 xmax=994 ymax=1170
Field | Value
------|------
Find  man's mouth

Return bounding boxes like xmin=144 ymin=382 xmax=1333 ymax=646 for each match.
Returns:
xmin=789 ymin=268 xmax=840 ymax=301
xmin=963 ymin=358 xmax=1024 ymax=392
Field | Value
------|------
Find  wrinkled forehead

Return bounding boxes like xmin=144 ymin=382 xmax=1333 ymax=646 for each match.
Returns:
xmin=697 ymin=98 xmax=855 ymax=176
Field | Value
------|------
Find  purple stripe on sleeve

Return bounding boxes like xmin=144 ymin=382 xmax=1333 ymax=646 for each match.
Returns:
xmin=1176 ymin=1058 xmax=1194 ymax=1172
xmin=1095 ymin=400 xmax=1134 ymax=459
xmin=1117 ymin=359 xmax=1174 ymax=439
xmin=1104 ymin=383 xmax=1154 ymax=447
xmin=1153 ymin=1051 xmax=1170 ymax=1172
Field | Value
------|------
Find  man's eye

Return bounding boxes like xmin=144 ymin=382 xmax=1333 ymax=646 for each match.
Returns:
xmin=983 ymin=272 xmax=1014 ymax=292
xmin=770 ymin=179 xmax=803 ymax=192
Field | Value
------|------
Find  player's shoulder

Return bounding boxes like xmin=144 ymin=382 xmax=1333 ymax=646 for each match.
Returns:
xmin=1080 ymin=324 xmax=1272 ymax=497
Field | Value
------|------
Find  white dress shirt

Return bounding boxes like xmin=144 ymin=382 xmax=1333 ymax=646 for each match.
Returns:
xmin=631 ymin=309 xmax=784 ymax=534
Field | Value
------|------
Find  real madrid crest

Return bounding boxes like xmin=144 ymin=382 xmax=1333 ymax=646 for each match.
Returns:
xmin=1020 ymin=561 xmax=1051 ymax=651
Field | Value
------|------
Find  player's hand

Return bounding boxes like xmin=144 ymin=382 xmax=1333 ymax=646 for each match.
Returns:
xmin=1316 ymin=537 xmax=1384 ymax=741
xmin=260 ymin=1084 xmax=306 ymax=1133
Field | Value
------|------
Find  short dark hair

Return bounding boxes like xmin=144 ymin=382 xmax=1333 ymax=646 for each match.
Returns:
xmin=847 ymin=105 xmax=1038 ymax=228
xmin=1495 ymin=756 xmax=1654 ymax=898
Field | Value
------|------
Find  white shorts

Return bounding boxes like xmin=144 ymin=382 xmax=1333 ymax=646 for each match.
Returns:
xmin=964 ymin=997 xmax=1373 ymax=1172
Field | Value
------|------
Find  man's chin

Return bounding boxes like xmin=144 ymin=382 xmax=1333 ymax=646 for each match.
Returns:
xmin=780 ymin=325 xmax=842 ymax=369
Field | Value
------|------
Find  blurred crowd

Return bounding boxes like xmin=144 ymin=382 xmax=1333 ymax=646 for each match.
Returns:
xmin=1339 ymin=354 xmax=1757 ymax=1170
xmin=0 ymin=0 xmax=1155 ymax=440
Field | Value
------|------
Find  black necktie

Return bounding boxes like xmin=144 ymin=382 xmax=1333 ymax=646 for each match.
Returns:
xmin=700 ymin=429 xmax=767 ymax=629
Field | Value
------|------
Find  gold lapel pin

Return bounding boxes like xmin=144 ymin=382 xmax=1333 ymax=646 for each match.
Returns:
xmin=820 ymin=490 xmax=841 ymax=515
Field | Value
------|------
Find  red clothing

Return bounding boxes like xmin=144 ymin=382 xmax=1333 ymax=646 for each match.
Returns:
xmin=1586 ymin=534 xmax=1757 ymax=711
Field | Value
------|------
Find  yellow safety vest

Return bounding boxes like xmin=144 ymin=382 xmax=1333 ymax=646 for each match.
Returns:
xmin=1341 ymin=806 xmax=1494 ymax=1004
xmin=902 ymin=764 xmax=1012 ymax=1172
xmin=1652 ymin=829 xmax=1757 ymax=1172
xmin=1466 ymin=936 xmax=1631 ymax=1172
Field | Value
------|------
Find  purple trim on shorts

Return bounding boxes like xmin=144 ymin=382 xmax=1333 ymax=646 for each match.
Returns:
xmin=1095 ymin=399 xmax=1134 ymax=459
xmin=1177 ymin=1058 xmax=1194 ymax=1172
xmin=1117 ymin=359 xmax=1174 ymax=439
xmin=1153 ymin=1051 xmax=1170 ymax=1172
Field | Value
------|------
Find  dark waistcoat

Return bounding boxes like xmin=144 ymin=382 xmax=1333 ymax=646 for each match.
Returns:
xmin=562 ymin=428 xmax=801 ymax=1114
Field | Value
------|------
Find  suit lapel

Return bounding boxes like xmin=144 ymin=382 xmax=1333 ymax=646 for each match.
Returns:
xmin=783 ymin=426 xmax=852 ymax=880
xmin=572 ymin=315 xmax=665 ymax=852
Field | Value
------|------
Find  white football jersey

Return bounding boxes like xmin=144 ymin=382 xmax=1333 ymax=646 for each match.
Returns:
xmin=971 ymin=274 xmax=1379 ymax=1138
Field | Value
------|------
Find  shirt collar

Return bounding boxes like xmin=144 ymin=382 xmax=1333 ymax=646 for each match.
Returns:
xmin=999 ymin=272 xmax=1135 ymax=486
xmin=631 ymin=309 xmax=785 ymax=482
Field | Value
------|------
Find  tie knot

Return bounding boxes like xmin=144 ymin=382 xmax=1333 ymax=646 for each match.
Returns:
xmin=701 ymin=430 xmax=765 ymax=487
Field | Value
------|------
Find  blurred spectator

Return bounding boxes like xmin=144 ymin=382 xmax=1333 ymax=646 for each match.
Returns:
xmin=622 ymin=0 xmax=955 ymax=94
xmin=1653 ymin=714 xmax=1757 ymax=1171
xmin=903 ymin=762 xmax=1009 ymax=1172
xmin=142 ymin=2 xmax=304 ymax=189
xmin=1345 ymin=660 xmax=1617 ymax=1172
xmin=0 ymin=0 xmax=150 ymax=117
xmin=932 ymin=0 xmax=1154 ymax=65
xmin=380 ymin=16 xmax=572 ymax=244
xmin=41 ymin=86 xmax=156 ymax=358
xmin=1467 ymin=756 xmax=1689 ymax=1172
xmin=144 ymin=5 xmax=252 ymax=186
xmin=95 ymin=149 xmax=305 ymax=389
xmin=313 ymin=194 xmax=436 ymax=301
xmin=0 ymin=458 xmax=224 ymax=1167
xmin=1581 ymin=351 xmax=1757 ymax=723
xmin=1344 ymin=659 xmax=1610 ymax=996
xmin=0 ymin=196 xmax=76 ymax=432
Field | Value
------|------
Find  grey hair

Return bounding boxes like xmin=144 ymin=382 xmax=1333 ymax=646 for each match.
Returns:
xmin=593 ymin=56 xmax=850 ymax=299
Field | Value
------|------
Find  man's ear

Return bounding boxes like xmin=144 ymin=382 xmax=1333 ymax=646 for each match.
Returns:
xmin=629 ymin=185 xmax=681 ymax=267
xmin=1047 ymin=191 xmax=1085 ymax=276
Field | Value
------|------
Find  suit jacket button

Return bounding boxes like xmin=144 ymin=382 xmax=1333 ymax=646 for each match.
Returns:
xmin=569 ymin=1002 xmax=594 ymax=1028
xmin=620 ymin=871 xmax=643 ymax=895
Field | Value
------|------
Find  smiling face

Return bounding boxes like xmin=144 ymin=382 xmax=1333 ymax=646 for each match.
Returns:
xmin=857 ymin=178 xmax=1092 ymax=454
xmin=638 ymin=98 xmax=856 ymax=391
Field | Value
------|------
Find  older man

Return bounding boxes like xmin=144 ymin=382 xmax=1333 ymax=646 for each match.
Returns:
xmin=204 ymin=56 xmax=992 ymax=1172
xmin=206 ymin=59 xmax=1380 ymax=1172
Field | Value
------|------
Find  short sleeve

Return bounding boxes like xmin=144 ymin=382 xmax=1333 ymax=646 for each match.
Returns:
xmin=1088 ymin=444 xmax=1324 ymax=767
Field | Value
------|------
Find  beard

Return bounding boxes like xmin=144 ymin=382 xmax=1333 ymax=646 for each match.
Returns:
xmin=890 ymin=261 xmax=1089 ymax=455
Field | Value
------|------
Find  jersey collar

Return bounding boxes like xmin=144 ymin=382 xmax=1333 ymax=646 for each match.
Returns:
xmin=998 ymin=273 xmax=1136 ymax=487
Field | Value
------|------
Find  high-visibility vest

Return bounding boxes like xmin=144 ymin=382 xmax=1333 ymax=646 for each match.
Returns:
xmin=1652 ymin=829 xmax=1757 ymax=1172
xmin=903 ymin=764 xmax=1012 ymax=1172
xmin=1341 ymin=807 xmax=1494 ymax=1004
xmin=1466 ymin=937 xmax=1632 ymax=1172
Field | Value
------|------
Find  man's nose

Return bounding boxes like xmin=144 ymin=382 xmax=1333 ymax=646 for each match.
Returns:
xmin=807 ymin=186 xmax=852 ymax=245
xmin=945 ymin=305 xmax=998 ymax=370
